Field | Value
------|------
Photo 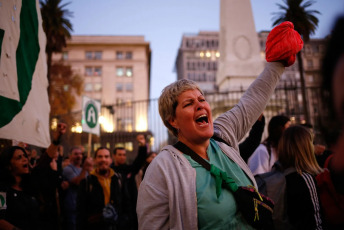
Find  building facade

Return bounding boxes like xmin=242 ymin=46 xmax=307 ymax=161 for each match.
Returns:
xmin=52 ymin=36 xmax=151 ymax=158
xmin=175 ymin=31 xmax=220 ymax=93
xmin=176 ymin=30 xmax=327 ymax=91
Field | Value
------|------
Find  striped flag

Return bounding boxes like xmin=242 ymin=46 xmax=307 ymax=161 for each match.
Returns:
xmin=0 ymin=0 xmax=50 ymax=147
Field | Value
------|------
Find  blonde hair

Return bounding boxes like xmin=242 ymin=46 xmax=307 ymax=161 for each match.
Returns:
xmin=158 ymin=79 xmax=203 ymax=136
xmin=278 ymin=125 xmax=323 ymax=175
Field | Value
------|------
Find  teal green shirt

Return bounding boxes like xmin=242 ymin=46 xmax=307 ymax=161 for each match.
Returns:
xmin=184 ymin=138 xmax=255 ymax=230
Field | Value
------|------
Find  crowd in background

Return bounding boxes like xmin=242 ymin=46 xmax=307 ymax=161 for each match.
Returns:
xmin=0 ymin=125 xmax=156 ymax=230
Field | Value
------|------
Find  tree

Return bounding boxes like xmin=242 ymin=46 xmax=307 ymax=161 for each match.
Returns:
xmin=40 ymin=0 xmax=73 ymax=97
xmin=272 ymin=0 xmax=320 ymax=122
xmin=49 ymin=62 xmax=83 ymax=143
xmin=49 ymin=62 xmax=82 ymax=117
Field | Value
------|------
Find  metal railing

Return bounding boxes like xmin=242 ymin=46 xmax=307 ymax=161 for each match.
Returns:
xmin=104 ymin=82 xmax=324 ymax=154
xmin=48 ymin=82 xmax=324 ymax=160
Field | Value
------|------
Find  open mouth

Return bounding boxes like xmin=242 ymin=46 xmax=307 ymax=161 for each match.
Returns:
xmin=196 ymin=114 xmax=209 ymax=125
xmin=23 ymin=164 xmax=28 ymax=168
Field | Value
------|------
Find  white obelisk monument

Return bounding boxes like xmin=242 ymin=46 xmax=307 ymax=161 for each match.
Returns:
xmin=217 ymin=0 xmax=264 ymax=91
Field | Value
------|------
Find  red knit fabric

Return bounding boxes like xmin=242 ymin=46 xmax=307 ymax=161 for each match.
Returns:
xmin=265 ymin=21 xmax=304 ymax=67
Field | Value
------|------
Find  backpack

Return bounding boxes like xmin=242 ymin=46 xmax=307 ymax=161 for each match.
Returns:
xmin=255 ymin=162 xmax=295 ymax=230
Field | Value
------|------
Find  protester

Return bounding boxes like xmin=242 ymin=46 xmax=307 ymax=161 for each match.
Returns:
xmin=111 ymin=134 xmax=147 ymax=178
xmin=239 ymin=114 xmax=265 ymax=163
xmin=317 ymin=15 xmax=344 ymax=229
xmin=111 ymin=134 xmax=148 ymax=230
xmin=301 ymin=123 xmax=332 ymax=168
xmin=62 ymin=156 xmax=71 ymax=169
xmin=77 ymin=147 xmax=131 ymax=230
xmin=277 ymin=125 xmax=324 ymax=229
xmin=29 ymin=148 xmax=39 ymax=169
xmin=247 ymin=115 xmax=290 ymax=175
xmin=0 ymin=146 xmax=40 ymax=230
xmin=135 ymin=151 xmax=157 ymax=189
xmin=31 ymin=123 xmax=67 ymax=230
xmin=136 ymin=21 xmax=303 ymax=229
xmin=62 ymin=146 xmax=93 ymax=230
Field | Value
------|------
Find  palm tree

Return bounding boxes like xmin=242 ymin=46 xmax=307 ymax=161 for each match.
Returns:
xmin=40 ymin=0 xmax=73 ymax=96
xmin=272 ymin=0 xmax=320 ymax=123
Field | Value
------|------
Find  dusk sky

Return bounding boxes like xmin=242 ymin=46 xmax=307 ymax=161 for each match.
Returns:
xmin=68 ymin=0 xmax=344 ymax=99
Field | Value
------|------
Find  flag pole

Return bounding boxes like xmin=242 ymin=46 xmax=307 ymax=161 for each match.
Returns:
xmin=87 ymin=133 xmax=92 ymax=157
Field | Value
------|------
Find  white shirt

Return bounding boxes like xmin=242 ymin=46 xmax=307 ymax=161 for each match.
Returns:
xmin=247 ymin=143 xmax=278 ymax=175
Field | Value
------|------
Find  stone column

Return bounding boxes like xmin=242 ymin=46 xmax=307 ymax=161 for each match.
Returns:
xmin=217 ymin=0 xmax=264 ymax=91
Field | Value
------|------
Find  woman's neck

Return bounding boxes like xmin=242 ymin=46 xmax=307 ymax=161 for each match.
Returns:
xmin=11 ymin=175 xmax=22 ymax=191
xmin=178 ymin=137 xmax=210 ymax=160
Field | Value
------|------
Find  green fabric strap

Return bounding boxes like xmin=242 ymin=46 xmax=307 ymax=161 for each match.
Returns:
xmin=210 ymin=164 xmax=239 ymax=198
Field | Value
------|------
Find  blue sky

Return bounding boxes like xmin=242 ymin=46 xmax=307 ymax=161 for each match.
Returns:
xmin=68 ymin=0 xmax=344 ymax=99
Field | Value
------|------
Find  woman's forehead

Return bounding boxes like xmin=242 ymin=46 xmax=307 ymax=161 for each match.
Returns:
xmin=13 ymin=149 xmax=26 ymax=157
xmin=178 ymin=89 xmax=203 ymax=99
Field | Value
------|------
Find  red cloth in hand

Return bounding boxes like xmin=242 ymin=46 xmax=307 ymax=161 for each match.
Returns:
xmin=265 ymin=21 xmax=303 ymax=67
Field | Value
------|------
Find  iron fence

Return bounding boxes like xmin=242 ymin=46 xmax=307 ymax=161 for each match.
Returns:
xmin=36 ymin=83 xmax=324 ymax=161
xmin=0 ymin=82 xmax=326 ymax=159
xmin=104 ymin=82 xmax=325 ymax=155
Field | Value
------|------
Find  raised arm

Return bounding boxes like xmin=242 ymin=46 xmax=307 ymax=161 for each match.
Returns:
xmin=214 ymin=22 xmax=303 ymax=148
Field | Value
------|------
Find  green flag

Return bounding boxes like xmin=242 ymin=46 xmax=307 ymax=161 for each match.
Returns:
xmin=0 ymin=0 xmax=50 ymax=147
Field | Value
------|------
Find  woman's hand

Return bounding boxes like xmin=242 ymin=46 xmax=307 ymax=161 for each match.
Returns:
xmin=265 ymin=21 xmax=303 ymax=67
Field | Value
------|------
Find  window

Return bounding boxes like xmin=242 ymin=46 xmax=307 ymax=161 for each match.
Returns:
xmin=116 ymin=98 xmax=124 ymax=105
xmin=305 ymin=45 xmax=312 ymax=55
xmin=117 ymin=118 xmax=123 ymax=131
xmin=86 ymin=51 xmax=93 ymax=60
xmin=126 ymin=67 xmax=133 ymax=77
xmin=116 ymin=118 xmax=132 ymax=131
xmin=124 ymin=142 xmax=133 ymax=151
xmin=313 ymin=45 xmax=320 ymax=53
xmin=85 ymin=67 xmax=93 ymax=76
xmin=94 ymin=67 xmax=102 ymax=76
xmin=94 ymin=83 xmax=102 ymax=91
xmin=123 ymin=118 xmax=133 ymax=132
xmin=62 ymin=52 xmax=68 ymax=60
xmin=86 ymin=51 xmax=102 ymax=60
xmin=116 ymin=83 xmax=123 ymax=92
xmin=125 ymin=99 xmax=132 ymax=107
xmin=84 ymin=83 xmax=93 ymax=92
xmin=207 ymin=62 xmax=212 ymax=70
xmin=125 ymin=52 xmax=132 ymax=59
xmin=94 ymin=51 xmax=102 ymax=60
xmin=126 ymin=83 xmax=133 ymax=92
xmin=116 ymin=51 xmax=123 ymax=59
xmin=116 ymin=67 xmax=124 ymax=77
xmin=186 ymin=40 xmax=191 ymax=48
xmin=117 ymin=67 xmax=132 ymax=77
xmin=85 ymin=66 xmax=102 ymax=76
xmin=307 ymin=59 xmax=313 ymax=68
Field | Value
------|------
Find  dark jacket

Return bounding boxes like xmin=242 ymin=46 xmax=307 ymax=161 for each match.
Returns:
xmin=0 ymin=183 xmax=40 ymax=230
xmin=111 ymin=145 xmax=147 ymax=230
xmin=31 ymin=153 xmax=62 ymax=230
xmin=77 ymin=172 xmax=131 ymax=230
xmin=239 ymin=115 xmax=265 ymax=162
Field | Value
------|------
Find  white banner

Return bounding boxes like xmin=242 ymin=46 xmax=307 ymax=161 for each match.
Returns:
xmin=82 ymin=96 xmax=101 ymax=136
xmin=0 ymin=0 xmax=50 ymax=147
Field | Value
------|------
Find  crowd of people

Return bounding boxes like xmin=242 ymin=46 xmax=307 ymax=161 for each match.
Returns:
xmin=0 ymin=125 xmax=155 ymax=230
xmin=1 ymin=17 xmax=344 ymax=230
